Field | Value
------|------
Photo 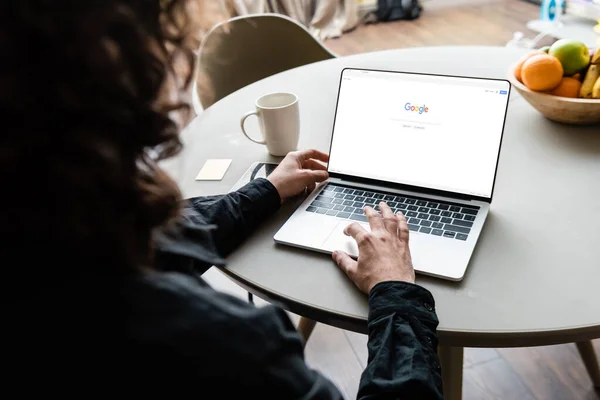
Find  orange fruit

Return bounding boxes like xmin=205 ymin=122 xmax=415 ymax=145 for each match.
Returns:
xmin=513 ymin=51 xmax=544 ymax=83
xmin=549 ymin=77 xmax=582 ymax=98
xmin=570 ymin=72 xmax=582 ymax=81
xmin=521 ymin=54 xmax=564 ymax=91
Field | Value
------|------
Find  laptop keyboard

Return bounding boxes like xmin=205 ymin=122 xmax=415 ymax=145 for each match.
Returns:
xmin=306 ymin=183 xmax=479 ymax=241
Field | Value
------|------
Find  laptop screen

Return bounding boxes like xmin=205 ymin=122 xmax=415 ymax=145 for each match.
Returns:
xmin=327 ymin=68 xmax=510 ymax=199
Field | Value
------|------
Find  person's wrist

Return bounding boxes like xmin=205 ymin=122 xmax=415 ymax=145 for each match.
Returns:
xmin=368 ymin=276 xmax=415 ymax=293
xmin=266 ymin=176 xmax=287 ymax=204
xmin=261 ymin=177 xmax=283 ymax=205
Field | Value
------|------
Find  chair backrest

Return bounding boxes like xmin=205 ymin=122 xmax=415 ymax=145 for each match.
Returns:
xmin=196 ymin=14 xmax=336 ymax=109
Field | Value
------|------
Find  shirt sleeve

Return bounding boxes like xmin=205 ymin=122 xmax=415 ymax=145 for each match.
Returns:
xmin=183 ymin=178 xmax=281 ymax=257
xmin=358 ymin=281 xmax=443 ymax=400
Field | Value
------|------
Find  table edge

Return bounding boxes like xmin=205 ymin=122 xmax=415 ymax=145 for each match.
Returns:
xmin=219 ymin=267 xmax=600 ymax=347
xmin=218 ymin=267 xmax=369 ymax=334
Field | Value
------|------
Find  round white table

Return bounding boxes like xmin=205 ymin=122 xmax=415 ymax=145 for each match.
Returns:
xmin=172 ymin=46 xmax=600 ymax=399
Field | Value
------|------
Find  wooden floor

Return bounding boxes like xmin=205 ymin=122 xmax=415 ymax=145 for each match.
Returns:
xmin=201 ymin=0 xmax=599 ymax=398
xmin=324 ymin=0 xmax=555 ymax=55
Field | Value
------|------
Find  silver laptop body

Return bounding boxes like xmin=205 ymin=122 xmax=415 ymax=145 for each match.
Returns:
xmin=274 ymin=68 xmax=511 ymax=281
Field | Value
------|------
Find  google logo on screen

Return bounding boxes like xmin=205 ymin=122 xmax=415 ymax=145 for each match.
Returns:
xmin=404 ymin=102 xmax=429 ymax=114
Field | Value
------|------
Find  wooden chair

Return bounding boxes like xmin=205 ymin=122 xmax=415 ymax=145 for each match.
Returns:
xmin=194 ymin=13 xmax=336 ymax=111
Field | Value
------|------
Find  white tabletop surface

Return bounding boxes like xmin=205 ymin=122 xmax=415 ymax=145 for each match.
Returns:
xmin=169 ymin=46 xmax=600 ymax=347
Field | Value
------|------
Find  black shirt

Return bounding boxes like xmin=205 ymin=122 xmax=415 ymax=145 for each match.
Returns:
xmin=126 ymin=178 xmax=443 ymax=398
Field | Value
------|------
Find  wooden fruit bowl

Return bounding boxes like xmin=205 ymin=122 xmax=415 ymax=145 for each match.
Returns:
xmin=508 ymin=73 xmax=600 ymax=125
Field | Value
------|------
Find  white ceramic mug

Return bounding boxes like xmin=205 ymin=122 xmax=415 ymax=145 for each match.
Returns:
xmin=240 ymin=92 xmax=300 ymax=156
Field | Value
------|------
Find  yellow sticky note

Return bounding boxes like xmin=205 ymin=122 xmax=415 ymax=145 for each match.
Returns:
xmin=195 ymin=159 xmax=232 ymax=181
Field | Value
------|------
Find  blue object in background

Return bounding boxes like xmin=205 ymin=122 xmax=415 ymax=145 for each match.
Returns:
xmin=540 ymin=0 xmax=565 ymax=21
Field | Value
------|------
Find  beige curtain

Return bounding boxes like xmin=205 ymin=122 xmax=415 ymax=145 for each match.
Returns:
xmin=219 ymin=0 xmax=361 ymax=39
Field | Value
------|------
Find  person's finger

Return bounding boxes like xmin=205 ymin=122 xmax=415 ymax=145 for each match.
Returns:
xmin=396 ymin=211 xmax=410 ymax=243
xmin=343 ymin=222 xmax=368 ymax=242
xmin=301 ymin=169 xmax=328 ymax=185
xmin=304 ymin=158 xmax=328 ymax=171
xmin=311 ymin=170 xmax=329 ymax=182
xmin=306 ymin=182 xmax=316 ymax=193
xmin=379 ymin=202 xmax=398 ymax=234
xmin=332 ymin=250 xmax=358 ymax=280
xmin=296 ymin=149 xmax=329 ymax=163
xmin=364 ymin=206 xmax=384 ymax=231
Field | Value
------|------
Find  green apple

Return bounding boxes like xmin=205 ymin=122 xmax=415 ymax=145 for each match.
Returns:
xmin=549 ymin=39 xmax=590 ymax=76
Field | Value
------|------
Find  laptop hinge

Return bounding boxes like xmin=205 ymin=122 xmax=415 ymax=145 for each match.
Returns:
xmin=330 ymin=173 xmax=492 ymax=203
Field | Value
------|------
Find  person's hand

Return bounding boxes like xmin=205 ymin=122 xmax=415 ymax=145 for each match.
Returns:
xmin=333 ymin=202 xmax=415 ymax=294
xmin=267 ymin=149 xmax=329 ymax=203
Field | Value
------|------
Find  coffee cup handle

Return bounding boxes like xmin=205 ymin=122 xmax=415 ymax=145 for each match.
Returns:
xmin=240 ymin=111 xmax=266 ymax=145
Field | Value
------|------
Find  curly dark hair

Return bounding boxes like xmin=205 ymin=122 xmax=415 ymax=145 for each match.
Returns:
xmin=0 ymin=0 xmax=200 ymax=272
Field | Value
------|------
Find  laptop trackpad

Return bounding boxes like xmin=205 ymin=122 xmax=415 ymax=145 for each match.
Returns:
xmin=322 ymin=220 xmax=371 ymax=258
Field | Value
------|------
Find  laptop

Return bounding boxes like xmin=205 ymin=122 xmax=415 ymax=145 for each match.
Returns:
xmin=274 ymin=68 xmax=511 ymax=281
